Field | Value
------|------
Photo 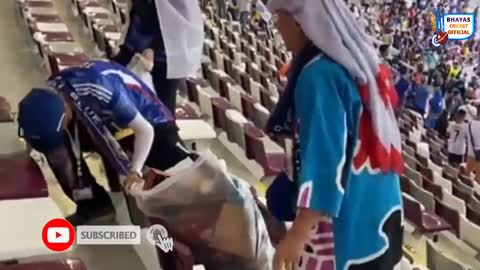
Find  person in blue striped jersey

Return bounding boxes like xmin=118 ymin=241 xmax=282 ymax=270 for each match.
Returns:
xmin=17 ymin=59 xmax=191 ymax=226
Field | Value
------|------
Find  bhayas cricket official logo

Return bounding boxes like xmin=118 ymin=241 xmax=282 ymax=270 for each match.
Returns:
xmin=431 ymin=9 xmax=475 ymax=46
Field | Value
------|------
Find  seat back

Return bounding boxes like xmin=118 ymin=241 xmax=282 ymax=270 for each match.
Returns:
xmin=442 ymin=190 xmax=466 ymax=216
xmin=244 ymin=123 xmax=265 ymax=160
xmin=402 ymin=193 xmax=423 ymax=227
xmin=459 ymin=215 xmax=480 ymax=251
xmin=432 ymin=173 xmax=453 ymax=193
xmin=405 ymin=165 xmax=423 ymax=187
xmin=467 ymin=205 xmax=480 ymax=226
xmin=410 ymin=181 xmax=435 ymax=212
xmin=426 ymin=240 xmax=471 ymax=270
xmin=225 ymin=109 xmax=248 ymax=149
xmin=435 ymin=200 xmax=460 ymax=236
xmin=423 ymin=179 xmax=443 ymax=200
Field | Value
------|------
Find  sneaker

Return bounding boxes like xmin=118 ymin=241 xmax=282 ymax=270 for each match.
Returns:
xmin=67 ymin=203 xmax=116 ymax=226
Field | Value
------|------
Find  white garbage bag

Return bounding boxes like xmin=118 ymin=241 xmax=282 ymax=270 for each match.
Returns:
xmin=130 ymin=154 xmax=274 ymax=270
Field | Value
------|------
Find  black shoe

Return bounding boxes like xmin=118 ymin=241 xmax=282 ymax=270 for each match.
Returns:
xmin=67 ymin=203 xmax=116 ymax=226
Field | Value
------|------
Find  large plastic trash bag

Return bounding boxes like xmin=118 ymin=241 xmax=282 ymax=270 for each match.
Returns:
xmin=130 ymin=153 xmax=274 ymax=270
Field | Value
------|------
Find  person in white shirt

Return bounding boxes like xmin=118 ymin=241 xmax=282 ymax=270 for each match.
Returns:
xmin=459 ymin=102 xmax=478 ymax=122
xmin=447 ymin=109 xmax=468 ymax=166
xmin=466 ymin=105 xmax=480 ymax=183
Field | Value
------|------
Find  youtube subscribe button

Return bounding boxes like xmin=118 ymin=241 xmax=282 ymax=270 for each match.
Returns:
xmin=76 ymin=226 xmax=141 ymax=245
xmin=42 ymin=219 xmax=75 ymax=252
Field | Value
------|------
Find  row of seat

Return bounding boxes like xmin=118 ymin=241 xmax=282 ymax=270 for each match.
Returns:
xmin=398 ymin=110 xmax=480 ymax=267
xmin=17 ymin=0 xmax=88 ymax=75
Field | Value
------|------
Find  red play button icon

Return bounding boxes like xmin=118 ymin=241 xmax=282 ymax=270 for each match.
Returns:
xmin=42 ymin=219 xmax=75 ymax=252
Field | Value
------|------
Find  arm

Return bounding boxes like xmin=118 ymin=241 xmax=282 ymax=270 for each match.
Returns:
xmin=110 ymin=86 xmax=154 ymax=175
xmin=127 ymin=112 xmax=154 ymax=175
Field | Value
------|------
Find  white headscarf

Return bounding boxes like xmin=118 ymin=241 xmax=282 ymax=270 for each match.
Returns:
xmin=154 ymin=0 xmax=204 ymax=79
xmin=268 ymin=0 xmax=403 ymax=173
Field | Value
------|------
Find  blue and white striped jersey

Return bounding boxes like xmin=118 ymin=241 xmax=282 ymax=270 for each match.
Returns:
xmin=48 ymin=60 xmax=174 ymax=132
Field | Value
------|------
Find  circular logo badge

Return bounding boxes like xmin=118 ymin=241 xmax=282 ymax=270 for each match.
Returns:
xmin=146 ymin=224 xmax=169 ymax=245
xmin=42 ymin=219 xmax=75 ymax=252
xmin=431 ymin=34 xmax=441 ymax=47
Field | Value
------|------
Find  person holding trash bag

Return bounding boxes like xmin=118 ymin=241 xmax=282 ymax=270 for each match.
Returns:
xmin=129 ymin=153 xmax=276 ymax=270
xmin=265 ymin=0 xmax=404 ymax=269
xmin=111 ymin=0 xmax=203 ymax=114
xmin=17 ymin=59 xmax=190 ymax=226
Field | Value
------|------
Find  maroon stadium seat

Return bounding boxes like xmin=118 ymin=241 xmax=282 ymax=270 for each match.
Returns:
xmin=467 ymin=205 xmax=480 ymax=226
xmin=243 ymin=123 xmax=265 ymax=160
xmin=402 ymin=194 xmax=451 ymax=234
xmin=0 ymin=259 xmax=86 ymax=270
xmin=243 ymin=124 xmax=285 ymax=176
xmin=211 ymin=97 xmax=235 ymax=130
xmin=0 ymin=155 xmax=48 ymax=200
xmin=240 ymin=93 xmax=256 ymax=122
xmin=47 ymin=52 xmax=88 ymax=76
xmin=423 ymin=180 xmax=443 ymax=200
xmin=452 ymin=185 xmax=472 ymax=204
xmin=435 ymin=200 xmax=460 ymax=237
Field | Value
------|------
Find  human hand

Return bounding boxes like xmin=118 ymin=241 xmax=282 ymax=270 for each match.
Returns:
xmin=273 ymin=229 xmax=307 ymax=270
xmin=124 ymin=171 xmax=143 ymax=192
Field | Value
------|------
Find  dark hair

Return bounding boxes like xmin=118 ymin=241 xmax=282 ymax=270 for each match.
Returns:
xmin=456 ymin=109 xmax=467 ymax=118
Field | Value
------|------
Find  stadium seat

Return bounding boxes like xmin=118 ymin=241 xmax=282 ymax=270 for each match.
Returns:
xmin=467 ymin=206 xmax=480 ymax=226
xmin=0 ymin=259 xmax=87 ymax=270
xmin=403 ymin=144 xmax=416 ymax=157
xmin=253 ymin=102 xmax=269 ymax=130
xmin=225 ymin=109 xmax=248 ymax=149
xmin=0 ymin=155 xmax=48 ymax=200
xmin=211 ymin=97 xmax=235 ymax=130
xmin=432 ymin=173 xmax=453 ymax=193
xmin=47 ymin=52 xmax=88 ymax=75
xmin=423 ymin=180 xmax=443 ymax=200
xmin=426 ymin=240 xmax=472 ymax=270
xmin=403 ymin=153 xmax=417 ymax=169
xmin=226 ymin=84 xmax=243 ymax=112
xmin=240 ymin=93 xmax=256 ymax=122
xmin=402 ymin=194 xmax=451 ymax=234
xmin=410 ymin=181 xmax=435 ymax=212
xmin=470 ymin=196 xmax=480 ymax=212
xmin=435 ymin=199 xmax=460 ymax=237
xmin=442 ymin=190 xmax=466 ymax=216
xmin=404 ymin=166 xmax=422 ymax=187
xmin=459 ymin=215 xmax=480 ymax=251
xmin=453 ymin=182 xmax=474 ymax=203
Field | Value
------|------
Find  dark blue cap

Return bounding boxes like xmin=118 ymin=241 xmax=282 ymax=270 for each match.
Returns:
xmin=18 ymin=88 xmax=66 ymax=153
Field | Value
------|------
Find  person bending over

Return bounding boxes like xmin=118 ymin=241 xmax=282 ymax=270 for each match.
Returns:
xmin=18 ymin=59 xmax=189 ymax=225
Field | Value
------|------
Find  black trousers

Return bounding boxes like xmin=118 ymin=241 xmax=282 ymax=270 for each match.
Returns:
xmin=111 ymin=45 xmax=179 ymax=114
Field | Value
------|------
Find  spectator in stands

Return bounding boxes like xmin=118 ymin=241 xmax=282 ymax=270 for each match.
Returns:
xmin=17 ymin=61 xmax=192 ymax=225
xmin=466 ymin=105 xmax=480 ymax=183
xmin=459 ymin=100 xmax=478 ymax=122
xmin=266 ymin=0 xmax=403 ymax=269
xmin=447 ymin=109 xmax=468 ymax=166
xmin=394 ymin=65 xmax=411 ymax=110
xmin=112 ymin=0 xmax=203 ymax=114
xmin=215 ymin=0 xmax=227 ymax=18
xmin=446 ymin=89 xmax=464 ymax=120
xmin=238 ymin=0 xmax=251 ymax=25
xmin=412 ymin=77 xmax=431 ymax=116
xmin=425 ymin=83 xmax=445 ymax=129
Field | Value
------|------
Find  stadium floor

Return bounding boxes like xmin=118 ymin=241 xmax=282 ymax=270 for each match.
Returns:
xmin=0 ymin=0 xmax=479 ymax=269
